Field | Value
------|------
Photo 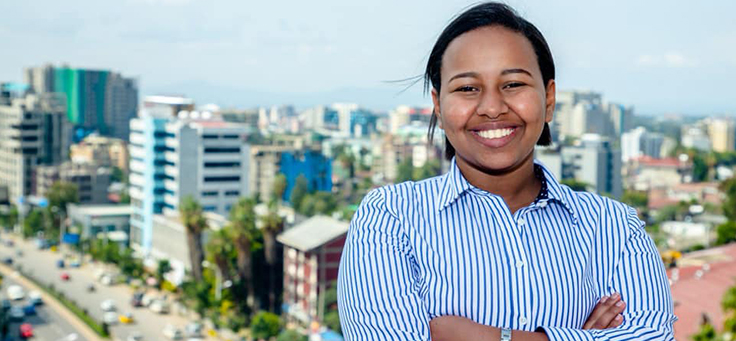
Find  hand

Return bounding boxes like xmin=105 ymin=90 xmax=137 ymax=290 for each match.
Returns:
xmin=583 ymin=293 xmax=626 ymax=330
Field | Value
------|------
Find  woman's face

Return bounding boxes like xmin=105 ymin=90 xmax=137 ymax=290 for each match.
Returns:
xmin=432 ymin=25 xmax=555 ymax=175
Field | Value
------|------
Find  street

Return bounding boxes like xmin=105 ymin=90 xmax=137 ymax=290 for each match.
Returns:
xmin=0 ymin=235 xmax=209 ymax=341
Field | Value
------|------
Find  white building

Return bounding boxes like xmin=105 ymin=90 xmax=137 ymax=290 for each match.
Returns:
xmin=561 ymin=134 xmax=622 ymax=198
xmin=621 ymin=127 xmax=665 ymax=162
xmin=553 ymin=91 xmax=633 ymax=142
xmin=681 ymin=125 xmax=711 ymax=152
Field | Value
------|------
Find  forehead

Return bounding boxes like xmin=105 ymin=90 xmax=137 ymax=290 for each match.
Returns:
xmin=441 ymin=26 xmax=540 ymax=78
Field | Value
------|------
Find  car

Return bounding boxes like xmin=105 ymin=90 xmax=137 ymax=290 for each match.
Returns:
xmin=22 ymin=304 xmax=35 ymax=316
xmin=103 ymin=311 xmax=118 ymax=325
xmin=130 ymin=292 xmax=144 ymax=307
xmin=4 ymin=239 xmax=14 ymax=247
xmin=19 ymin=323 xmax=33 ymax=338
xmin=35 ymin=238 xmax=49 ymax=250
xmin=9 ymin=306 xmax=24 ymax=321
xmin=28 ymin=291 xmax=42 ymax=305
xmin=56 ymin=259 xmax=65 ymax=268
xmin=119 ymin=312 xmax=134 ymax=324
xmin=70 ymin=259 xmax=81 ymax=267
xmin=126 ymin=332 xmax=143 ymax=341
xmin=3 ymin=257 xmax=13 ymax=265
xmin=100 ymin=299 xmax=116 ymax=312
xmin=149 ymin=300 xmax=170 ymax=314
xmin=87 ymin=283 xmax=96 ymax=292
xmin=60 ymin=272 xmax=70 ymax=281
xmin=1 ymin=299 xmax=11 ymax=310
xmin=185 ymin=322 xmax=203 ymax=337
xmin=163 ymin=325 xmax=183 ymax=340
xmin=7 ymin=285 xmax=25 ymax=300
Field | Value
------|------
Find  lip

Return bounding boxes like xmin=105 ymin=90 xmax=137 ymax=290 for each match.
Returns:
xmin=470 ymin=126 xmax=520 ymax=148
xmin=469 ymin=122 xmax=520 ymax=131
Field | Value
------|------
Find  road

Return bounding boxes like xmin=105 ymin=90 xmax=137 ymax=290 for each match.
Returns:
xmin=2 ymin=273 xmax=87 ymax=341
xmin=0 ymin=235 xmax=208 ymax=341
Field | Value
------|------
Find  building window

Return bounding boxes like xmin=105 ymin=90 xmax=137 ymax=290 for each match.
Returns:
xmin=202 ymin=191 xmax=218 ymax=197
xmin=204 ymin=176 xmax=240 ymax=183
xmin=222 ymin=134 xmax=240 ymax=139
xmin=204 ymin=147 xmax=240 ymax=154
xmin=204 ymin=162 xmax=241 ymax=168
xmin=224 ymin=190 xmax=240 ymax=196
xmin=203 ymin=134 xmax=219 ymax=139
xmin=203 ymin=206 xmax=217 ymax=212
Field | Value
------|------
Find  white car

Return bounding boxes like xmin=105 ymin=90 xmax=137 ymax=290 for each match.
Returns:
xmin=7 ymin=285 xmax=25 ymax=301
xmin=150 ymin=300 xmax=170 ymax=314
xmin=163 ymin=325 xmax=183 ymax=340
xmin=100 ymin=299 xmax=116 ymax=312
xmin=103 ymin=311 xmax=118 ymax=325
xmin=28 ymin=290 xmax=42 ymax=305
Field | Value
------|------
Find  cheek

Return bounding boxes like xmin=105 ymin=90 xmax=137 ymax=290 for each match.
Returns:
xmin=509 ymin=93 xmax=545 ymax=124
xmin=440 ymin=99 xmax=475 ymax=131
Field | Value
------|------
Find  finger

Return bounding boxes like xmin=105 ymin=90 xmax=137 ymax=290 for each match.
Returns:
xmin=595 ymin=300 xmax=626 ymax=329
xmin=605 ymin=314 xmax=624 ymax=329
xmin=583 ymin=294 xmax=620 ymax=329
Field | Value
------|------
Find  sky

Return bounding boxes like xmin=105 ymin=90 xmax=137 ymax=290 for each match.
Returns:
xmin=1 ymin=0 xmax=735 ymax=115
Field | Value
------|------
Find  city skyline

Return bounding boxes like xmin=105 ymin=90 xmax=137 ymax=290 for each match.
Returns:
xmin=1 ymin=0 xmax=735 ymax=115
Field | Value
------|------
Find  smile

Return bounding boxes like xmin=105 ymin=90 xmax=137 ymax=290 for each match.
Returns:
xmin=470 ymin=126 xmax=518 ymax=148
xmin=477 ymin=128 xmax=514 ymax=140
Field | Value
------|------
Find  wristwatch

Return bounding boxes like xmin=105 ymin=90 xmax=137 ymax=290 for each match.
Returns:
xmin=501 ymin=328 xmax=512 ymax=341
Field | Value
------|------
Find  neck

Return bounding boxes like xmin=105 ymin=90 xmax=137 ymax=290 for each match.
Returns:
xmin=455 ymin=152 xmax=541 ymax=214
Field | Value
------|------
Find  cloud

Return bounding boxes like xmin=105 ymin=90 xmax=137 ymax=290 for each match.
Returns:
xmin=635 ymin=52 xmax=697 ymax=68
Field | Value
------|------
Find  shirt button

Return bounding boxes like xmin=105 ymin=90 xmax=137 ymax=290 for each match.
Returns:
xmin=516 ymin=260 xmax=525 ymax=268
xmin=537 ymin=201 xmax=548 ymax=208
xmin=517 ymin=218 xmax=526 ymax=226
xmin=519 ymin=316 xmax=528 ymax=325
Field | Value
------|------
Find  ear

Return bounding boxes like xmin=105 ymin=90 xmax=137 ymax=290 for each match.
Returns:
xmin=431 ymin=88 xmax=443 ymax=129
xmin=544 ymin=79 xmax=556 ymax=123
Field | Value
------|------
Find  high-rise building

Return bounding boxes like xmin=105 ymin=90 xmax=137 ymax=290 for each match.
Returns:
xmin=681 ymin=125 xmax=712 ymax=152
xmin=706 ymin=118 xmax=736 ymax=153
xmin=621 ymin=127 xmax=665 ymax=162
xmin=0 ymin=90 xmax=70 ymax=203
xmin=553 ymin=91 xmax=632 ymax=142
xmin=248 ymin=144 xmax=332 ymax=202
xmin=561 ymin=134 xmax=623 ymax=199
xmin=70 ymin=135 xmax=129 ymax=174
xmin=24 ymin=64 xmax=138 ymax=141
xmin=129 ymin=98 xmax=249 ymax=252
xmin=36 ymin=161 xmax=112 ymax=204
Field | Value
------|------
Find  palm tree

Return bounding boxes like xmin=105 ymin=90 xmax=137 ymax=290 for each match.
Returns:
xmin=180 ymin=196 xmax=208 ymax=281
xmin=260 ymin=199 xmax=284 ymax=312
xmin=229 ymin=197 xmax=258 ymax=309
xmin=205 ymin=227 xmax=234 ymax=285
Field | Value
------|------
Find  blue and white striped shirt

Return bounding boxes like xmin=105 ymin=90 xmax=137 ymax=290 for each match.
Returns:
xmin=337 ymin=158 xmax=676 ymax=340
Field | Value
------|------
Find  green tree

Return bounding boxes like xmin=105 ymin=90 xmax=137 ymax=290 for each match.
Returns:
xmin=715 ymin=221 xmax=736 ymax=246
xmin=205 ymin=228 xmax=234 ymax=292
xmin=180 ymin=196 xmax=208 ymax=281
xmin=561 ymin=179 xmax=589 ymax=192
xmin=250 ymin=311 xmax=281 ymax=340
xmin=720 ymin=178 xmax=736 ymax=222
xmin=396 ymin=158 xmax=414 ymax=183
xmin=290 ymin=175 xmax=308 ymax=209
xmin=413 ymin=159 xmax=441 ymax=181
xmin=322 ymin=283 xmax=341 ymax=334
xmin=277 ymin=329 xmax=308 ymax=341
xmin=156 ymin=259 xmax=172 ymax=289
xmin=0 ymin=205 xmax=18 ymax=231
xmin=622 ymin=190 xmax=648 ymax=209
xmin=47 ymin=181 xmax=79 ymax=214
xmin=693 ymin=154 xmax=709 ymax=182
xmin=298 ymin=191 xmax=338 ymax=216
xmin=111 ymin=166 xmax=125 ymax=183
xmin=692 ymin=321 xmax=717 ymax=341
xmin=260 ymin=200 xmax=284 ymax=312
xmin=22 ymin=209 xmax=44 ymax=238
xmin=229 ymin=197 xmax=258 ymax=311
xmin=272 ymin=174 xmax=288 ymax=202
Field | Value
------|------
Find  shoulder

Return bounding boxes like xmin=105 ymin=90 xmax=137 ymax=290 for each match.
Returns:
xmin=560 ymin=186 xmax=643 ymax=233
xmin=358 ymin=175 xmax=445 ymax=215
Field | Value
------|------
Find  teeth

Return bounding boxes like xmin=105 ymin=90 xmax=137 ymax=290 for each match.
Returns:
xmin=478 ymin=128 xmax=513 ymax=139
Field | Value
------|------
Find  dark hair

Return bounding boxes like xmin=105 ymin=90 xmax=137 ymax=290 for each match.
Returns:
xmin=425 ymin=2 xmax=555 ymax=160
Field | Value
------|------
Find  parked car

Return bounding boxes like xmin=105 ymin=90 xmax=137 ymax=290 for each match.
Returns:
xmin=4 ymin=239 xmax=14 ymax=247
xmin=185 ymin=322 xmax=203 ymax=337
xmin=1 ymin=299 xmax=11 ymax=310
xmin=126 ymin=332 xmax=143 ymax=341
xmin=60 ymin=272 xmax=70 ymax=281
xmin=9 ymin=306 xmax=24 ymax=321
xmin=162 ymin=325 xmax=183 ymax=340
xmin=100 ymin=299 xmax=116 ymax=312
xmin=22 ymin=304 xmax=36 ymax=316
xmin=86 ymin=283 xmax=96 ymax=292
xmin=103 ymin=311 xmax=118 ymax=325
xmin=19 ymin=323 xmax=33 ymax=338
xmin=28 ymin=291 xmax=42 ymax=305
xmin=130 ymin=292 xmax=144 ymax=307
xmin=7 ymin=285 xmax=25 ymax=300
xmin=57 ymin=259 xmax=66 ymax=268
xmin=119 ymin=312 xmax=134 ymax=324
xmin=3 ymin=257 xmax=13 ymax=265
xmin=149 ymin=300 xmax=170 ymax=314
xmin=70 ymin=258 xmax=81 ymax=267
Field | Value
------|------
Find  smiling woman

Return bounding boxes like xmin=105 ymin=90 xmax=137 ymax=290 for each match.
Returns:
xmin=337 ymin=2 xmax=676 ymax=341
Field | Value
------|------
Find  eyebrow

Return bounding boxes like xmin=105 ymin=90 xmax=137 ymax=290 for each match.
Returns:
xmin=448 ymin=68 xmax=533 ymax=83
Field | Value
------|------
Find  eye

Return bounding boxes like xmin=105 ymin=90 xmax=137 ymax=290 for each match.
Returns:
xmin=454 ymin=85 xmax=479 ymax=93
xmin=503 ymin=82 xmax=525 ymax=89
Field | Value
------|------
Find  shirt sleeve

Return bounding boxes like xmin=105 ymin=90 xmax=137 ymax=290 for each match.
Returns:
xmin=540 ymin=206 xmax=677 ymax=341
xmin=337 ymin=188 xmax=430 ymax=341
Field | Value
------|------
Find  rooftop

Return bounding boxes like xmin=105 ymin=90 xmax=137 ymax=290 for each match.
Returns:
xmin=67 ymin=204 xmax=134 ymax=217
xmin=276 ymin=215 xmax=348 ymax=252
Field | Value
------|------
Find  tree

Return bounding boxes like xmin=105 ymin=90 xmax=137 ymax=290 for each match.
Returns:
xmin=0 ymin=205 xmax=17 ymax=231
xmin=272 ymin=174 xmax=288 ymax=202
xmin=290 ymin=175 xmax=308 ymax=209
xmin=715 ymin=221 xmax=736 ymax=246
xmin=298 ymin=191 xmax=338 ymax=216
xmin=260 ymin=200 xmax=284 ymax=312
xmin=22 ymin=209 xmax=44 ymax=238
xmin=413 ymin=159 xmax=441 ymax=181
xmin=156 ymin=259 xmax=172 ymax=289
xmin=205 ymin=227 xmax=234 ymax=298
xmin=47 ymin=181 xmax=79 ymax=214
xmin=720 ymin=178 xmax=736 ymax=222
xmin=396 ymin=158 xmax=414 ymax=183
xmin=180 ymin=196 xmax=208 ymax=281
xmin=229 ymin=197 xmax=258 ymax=311
xmin=692 ymin=154 xmax=709 ymax=182
xmin=250 ymin=311 xmax=281 ymax=340
xmin=111 ymin=166 xmax=125 ymax=183
xmin=621 ymin=190 xmax=648 ymax=210
xmin=561 ymin=179 xmax=589 ymax=192
xmin=277 ymin=330 xmax=307 ymax=341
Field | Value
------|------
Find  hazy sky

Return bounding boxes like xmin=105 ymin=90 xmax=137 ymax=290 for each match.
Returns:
xmin=1 ymin=0 xmax=735 ymax=115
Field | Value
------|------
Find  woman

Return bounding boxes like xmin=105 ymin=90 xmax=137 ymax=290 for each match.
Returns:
xmin=337 ymin=2 xmax=676 ymax=341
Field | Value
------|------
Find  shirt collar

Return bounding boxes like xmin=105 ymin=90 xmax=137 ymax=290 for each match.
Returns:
xmin=438 ymin=157 xmax=580 ymax=223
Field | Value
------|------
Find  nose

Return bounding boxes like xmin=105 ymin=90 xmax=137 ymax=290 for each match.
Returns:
xmin=476 ymin=87 xmax=508 ymax=119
